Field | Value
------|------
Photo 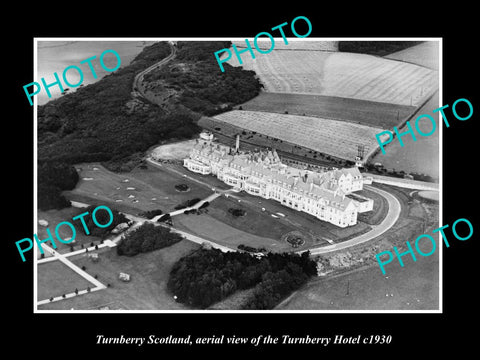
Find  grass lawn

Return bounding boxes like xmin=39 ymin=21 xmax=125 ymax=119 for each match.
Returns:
xmin=65 ymin=162 xmax=213 ymax=214
xmin=174 ymin=213 xmax=292 ymax=252
xmin=202 ymin=196 xmax=293 ymax=240
xmin=38 ymin=239 xmax=200 ymax=310
xmin=174 ymin=188 xmax=372 ymax=252
xmin=37 ymin=261 xmax=93 ymax=301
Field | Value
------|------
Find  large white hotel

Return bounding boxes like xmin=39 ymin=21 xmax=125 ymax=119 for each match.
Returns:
xmin=182 ymin=135 xmax=373 ymax=228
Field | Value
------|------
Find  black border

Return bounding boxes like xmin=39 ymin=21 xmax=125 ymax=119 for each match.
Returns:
xmin=7 ymin=6 xmax=479 ymax=355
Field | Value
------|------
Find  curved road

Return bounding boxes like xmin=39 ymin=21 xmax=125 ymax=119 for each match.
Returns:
xmin=132 ymin=42 xmax=176 ymax=99
xmin=298 ymin=185 xmax=401 ymax=255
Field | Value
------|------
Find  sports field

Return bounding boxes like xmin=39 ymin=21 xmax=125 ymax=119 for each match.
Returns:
xmin=224 ymin=50 xmax=438 ymax=106
xmin=212 ymin=110 xmax=385 ymax=160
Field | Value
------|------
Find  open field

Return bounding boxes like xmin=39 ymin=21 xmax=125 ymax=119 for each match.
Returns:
xmin=369 ymin=91 xmax=440 ymax=180
xmin=224 ymin=50 xmax=438 ymax=106
xmin=37 ymin=261 xmax=93 ymax=301
xmin=212 ymin=110 xmax=384 ymax=160
xmin=385 ymin=41 xmax=440 ymax=70
xmin=239 ymin=92 xmax=416 ymax=129
xmin=232 ymin=39 xmax=339 ymax=51
xmin=38 ymin=240 xmax=200 ymax=310
xmin=277 ymin=249 xmax=439 ymax=310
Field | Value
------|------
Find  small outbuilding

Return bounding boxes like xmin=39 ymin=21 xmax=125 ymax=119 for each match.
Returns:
xmin=119 ymin=272 xmax=131 ymax=282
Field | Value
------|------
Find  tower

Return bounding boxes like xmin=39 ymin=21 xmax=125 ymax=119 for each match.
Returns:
xmin=235 ymin=133 xmax=240 ymax=152
xmin=355 ymin=145 xmax=365 ymax=168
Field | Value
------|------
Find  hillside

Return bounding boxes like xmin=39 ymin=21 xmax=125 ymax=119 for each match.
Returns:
xmin=222 ymin=48 xmax=437 ymax=106
xmin=37 ymin=41 xmax=262 ymax=209
xmin=38 ymin=41 xmax=262 ymax=168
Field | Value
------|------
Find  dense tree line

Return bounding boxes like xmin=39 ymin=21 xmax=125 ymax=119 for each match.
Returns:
xmin=167 ymin=249 xmax=317 ymax=309
xmin=144 ymin=41 xmax=263 ymax=116
xmin=37 ymin=161 xmax=79 ymax=210
xmin=117 ymin=223 xmax=183 ymax=256
xmin=73 ymin=205 xmax=128 ymax=238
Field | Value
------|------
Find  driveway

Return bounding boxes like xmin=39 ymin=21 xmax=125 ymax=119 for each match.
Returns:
xmin=299 ymin=185 xmax=401 ymax=255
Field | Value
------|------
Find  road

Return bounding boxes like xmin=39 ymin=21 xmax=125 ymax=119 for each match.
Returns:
xmin=147 ymin=157 xmax=403 ymax=255
xmin=70 ymin=159 xmax=402 ymax=257
xmin=298 ymin=185 xmax=401 ymax=255
xmin=132 ymin=42 xmax=176 ymax=99
xmin=71 ymin=191 xmax=233 ymax=253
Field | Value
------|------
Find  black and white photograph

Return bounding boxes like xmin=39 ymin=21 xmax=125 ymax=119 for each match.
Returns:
xmin=6 ymin=6 xmax=478 ymax=355
xmin=33 ymin=38 xmax=441 ymax=312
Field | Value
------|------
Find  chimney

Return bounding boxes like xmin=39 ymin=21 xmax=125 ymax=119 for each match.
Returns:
xmin=235 ymin=134 xmax=240 ymax=152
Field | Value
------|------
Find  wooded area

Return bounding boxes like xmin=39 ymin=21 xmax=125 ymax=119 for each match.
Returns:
xmin=168 ymin=249 xmax=317 ymax=309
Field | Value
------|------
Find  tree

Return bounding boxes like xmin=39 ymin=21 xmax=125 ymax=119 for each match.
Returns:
xmin=167 ymin=249 xmax=317 ymax=309
xmin=117 ymin=223 xmax=183 ymax=256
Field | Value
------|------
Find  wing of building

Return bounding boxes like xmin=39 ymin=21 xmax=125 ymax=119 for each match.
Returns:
xmin=183 ymin=139 xmax=373 ymax=228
